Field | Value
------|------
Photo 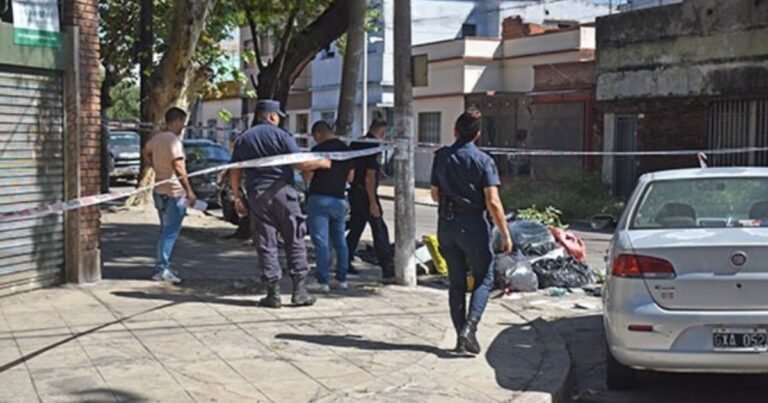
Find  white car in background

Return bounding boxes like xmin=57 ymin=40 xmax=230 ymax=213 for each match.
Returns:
xmin=602 ymin=167 xmax=768 ymax=389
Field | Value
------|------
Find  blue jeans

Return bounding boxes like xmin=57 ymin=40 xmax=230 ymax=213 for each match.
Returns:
xmin=153 ymin=193 xmax=187 ymax=274
xmin=437 ymin=215 xmax=495 ymax=331
xmin=307 ymin=195 xmax=349 ymax=285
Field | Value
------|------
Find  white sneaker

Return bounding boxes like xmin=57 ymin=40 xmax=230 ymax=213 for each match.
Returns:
xmin=320 ymin=284 xmax=331 ymax=293
xmin=338 ymin=282 xmax=349 ymax=290
xmin=152 ymin=269 xmax=182 ymax=284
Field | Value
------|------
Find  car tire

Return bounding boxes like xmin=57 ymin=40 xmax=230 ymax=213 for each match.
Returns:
xmin=605 ymin=344 xmax=636 ymax=390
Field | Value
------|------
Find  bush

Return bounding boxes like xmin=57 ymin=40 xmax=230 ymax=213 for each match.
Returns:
xmin=501 ymin=174 xmax=623 ymax=221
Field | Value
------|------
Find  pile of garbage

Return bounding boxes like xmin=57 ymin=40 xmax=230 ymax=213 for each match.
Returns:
xmin=492 ymin=216 xmax=595 ymax=293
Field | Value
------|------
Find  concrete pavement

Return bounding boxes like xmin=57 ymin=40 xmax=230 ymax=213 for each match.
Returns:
xmin=0 ymin=208 xmax=571 ymax=403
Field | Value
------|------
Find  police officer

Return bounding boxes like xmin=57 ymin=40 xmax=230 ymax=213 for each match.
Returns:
xmin=430 ymin=108 xmax=513 ymax=354
xmin=229 ymin=100 xmax=331 ymax=308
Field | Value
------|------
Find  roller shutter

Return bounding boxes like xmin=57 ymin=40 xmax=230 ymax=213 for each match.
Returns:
xmin=0 ymin=70 xmax=65 ymax=296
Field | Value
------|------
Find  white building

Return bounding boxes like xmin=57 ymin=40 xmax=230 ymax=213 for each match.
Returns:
xmin=618 ymin=0 xmax=682 ymax=11
xmin=311 ymin=0 xmax=611 ymax=138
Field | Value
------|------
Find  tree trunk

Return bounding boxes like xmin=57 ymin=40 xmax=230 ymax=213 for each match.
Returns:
xmin=128 ymin=0 xmax=215 ymax=206
xmin=335 ymin=0 xmax=366 ymax=136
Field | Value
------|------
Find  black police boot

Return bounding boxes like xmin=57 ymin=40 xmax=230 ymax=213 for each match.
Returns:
xmin=259 ymin=281 xmax=282 ymax=309
xmin=291 ymin=276 xmax=316 ymax=307
xmin=459 ymin=316 xmax=481 ymax=355
xmin=454 ymin=334 xmax=468 ymax=354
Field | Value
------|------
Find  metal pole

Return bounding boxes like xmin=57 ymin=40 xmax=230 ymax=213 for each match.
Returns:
xmin=394 ymin=0 xmax=417 ymax=287
xmin=362 ymin=31 xmax=368 ymax=136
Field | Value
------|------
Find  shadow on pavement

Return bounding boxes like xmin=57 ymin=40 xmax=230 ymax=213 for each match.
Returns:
xmin=275 ymin=333 xmax=469 ymax=360
xmin=551 ymin=314 xmax=768 ymax=403
xmin=72 ymin=388 xmax=151 ymax=403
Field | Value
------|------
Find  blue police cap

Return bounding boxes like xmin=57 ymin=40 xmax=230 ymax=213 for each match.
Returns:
xmin=256 ymin=99 xmax=286 ymax=118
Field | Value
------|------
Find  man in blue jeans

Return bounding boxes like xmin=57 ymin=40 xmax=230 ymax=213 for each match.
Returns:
xmin=304 ymin=121 xmax=354 ymax=293
xmin=143 ymin=107 xmax=196 ymax=284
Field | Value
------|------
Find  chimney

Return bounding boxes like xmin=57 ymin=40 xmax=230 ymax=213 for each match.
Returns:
xmin=502 ymin=16 xmax=558 ymax=39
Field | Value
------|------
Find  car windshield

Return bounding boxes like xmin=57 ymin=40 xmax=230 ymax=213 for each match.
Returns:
xmin=632 ymin=177 xmax=768 ymax=229
xmin=109 ymin=133 xmax=139 ymax=147
xmin=185 ymin=145 xmax=231 ymax=162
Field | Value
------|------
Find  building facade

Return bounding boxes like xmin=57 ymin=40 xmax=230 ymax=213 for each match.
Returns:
xmin=0 ymin=0 xmax=102 ymax=295
xmin=410 ymin=18 xmax=598 ymax=183
xmin=596 ymin=0 xmax=768 ymax=197
xmin=311 ymin=0 xmax=610 ymax=139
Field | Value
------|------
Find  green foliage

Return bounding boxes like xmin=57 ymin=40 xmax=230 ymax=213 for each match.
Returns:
xmin=336 ymin=4 xmax=384 ymax=56
xmin=517 ymin=205 xmax=567 ymax=228
xmin=218 ymin=109 xmax=233 ymax=122
xmin=106 ymin=80 xmax=140 ymax=121
xmin=501 ymin=174 xmax=623 ymax=221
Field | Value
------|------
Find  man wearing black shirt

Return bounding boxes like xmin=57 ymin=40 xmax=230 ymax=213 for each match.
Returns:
xmin=346 ymin=119 xmax=395 ymax=280
xmin=305 ymin=122 xmax=354 ymax=292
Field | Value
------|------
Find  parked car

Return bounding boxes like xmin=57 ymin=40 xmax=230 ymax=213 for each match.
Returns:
xmin=106 ymin=131 xmax=141 ymax=182
xmin=601 ymin=167 xmax=768 ymax=390
xmin=183 ymin=139 xmax=231 ymax=208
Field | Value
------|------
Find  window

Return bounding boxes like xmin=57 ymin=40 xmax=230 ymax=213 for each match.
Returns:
xmin=461 ymin=24 xmax=477 ymax=38
xmin=297 ymin=113 xmax=309 ymax=134
xmin=321 ymin=44 xmax=336 ymax=59
xmin=418 ymin=112 xmax=441 ymax=144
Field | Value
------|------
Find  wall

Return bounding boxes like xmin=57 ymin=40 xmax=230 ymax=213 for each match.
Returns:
xmin=597 ymin=0 xmax=768 ymax=101
xmin=529 ymin=102 xmax=585 ymax=178
xmin=63 ymin=0 xmax=102 ymax=282
xmin=413 ymin=96 xmax=465 ymax=144
xmin=198 ymin=98 xmax=243 ymax=125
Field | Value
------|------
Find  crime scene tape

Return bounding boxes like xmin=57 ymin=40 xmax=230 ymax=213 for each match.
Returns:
xmin=0 ymin=146 xmax=389 ymax=223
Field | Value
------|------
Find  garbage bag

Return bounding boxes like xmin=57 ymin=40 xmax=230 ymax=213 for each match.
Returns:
xmin=493 ymin=220 xmax=558 ymax=257
xmin=532 ymin=256 xmax=594 ymax=289
xmin=494 ymin=251 xmax=539 ymax=292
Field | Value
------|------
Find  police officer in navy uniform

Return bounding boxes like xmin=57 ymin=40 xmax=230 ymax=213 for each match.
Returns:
xmin=229 ymin=100 xmax=331 ymax=308
xmin=430 ymin=108 xmax=513 ymax=354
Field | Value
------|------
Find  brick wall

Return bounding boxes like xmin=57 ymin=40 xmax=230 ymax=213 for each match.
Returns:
xmin=501 ymin=16 xmax=558 ymax=40
xmin=63 ymin=0 xmax=102 ymax=272
xmin=598 ymin=96 xmax=710 ymax=176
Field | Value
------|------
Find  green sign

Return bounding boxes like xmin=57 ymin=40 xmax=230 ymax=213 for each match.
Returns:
xmin=12 ymin=0 xmax=61 ymax=48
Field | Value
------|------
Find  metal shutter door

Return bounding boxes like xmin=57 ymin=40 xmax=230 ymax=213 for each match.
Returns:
xmin=0 ymin=70 xmax=65 ymax=296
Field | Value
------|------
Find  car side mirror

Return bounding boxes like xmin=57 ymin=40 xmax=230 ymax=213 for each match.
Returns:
xmin=591 ymin=214 xmax=617 ymax=231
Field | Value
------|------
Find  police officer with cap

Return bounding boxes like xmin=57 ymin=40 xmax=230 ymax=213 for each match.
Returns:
xmin=430 ymin=108 xmax=513 ymax=354
xmin=230 ymin=100 xmax=331 ymax=308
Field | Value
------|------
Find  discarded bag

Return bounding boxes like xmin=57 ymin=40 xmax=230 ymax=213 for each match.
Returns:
xmin=493 ymin=220 xmax=558 ymax=257
xmin=494 ymin=251 xmax=539 ymax=292
xmin=532 ymin=256 xmax=594 ymax=289
xmin=422 ymin=235 xmax=448 ymax=275
xmin=550 ymin=227 xmax=587 ymax=263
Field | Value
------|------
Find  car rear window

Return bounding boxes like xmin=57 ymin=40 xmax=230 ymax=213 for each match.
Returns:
xmin=632 ymin=177 xmax=768 ymax=229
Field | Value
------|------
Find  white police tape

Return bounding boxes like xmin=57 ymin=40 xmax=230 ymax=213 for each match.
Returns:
xmin=0 ymin=146 xmax=388 ymax=223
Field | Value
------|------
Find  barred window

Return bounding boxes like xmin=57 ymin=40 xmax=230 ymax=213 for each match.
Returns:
xmin=418 ymin=112 xmax=441 ymax=144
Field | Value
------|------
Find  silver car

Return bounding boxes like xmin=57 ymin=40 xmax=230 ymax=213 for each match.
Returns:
xmin=603 ymin=167 xmax=768 ymax=389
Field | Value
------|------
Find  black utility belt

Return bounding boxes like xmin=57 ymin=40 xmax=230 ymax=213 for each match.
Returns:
xmin=439 ymin=201 xmax=485 ymax=218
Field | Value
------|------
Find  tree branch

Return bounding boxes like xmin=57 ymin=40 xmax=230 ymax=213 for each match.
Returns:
xmin=240 ymin=0 xmax=265 ymax=71
xmin=270 ymin=0 xmax=300 ymax=98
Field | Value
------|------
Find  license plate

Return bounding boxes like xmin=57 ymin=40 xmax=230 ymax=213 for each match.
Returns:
xmin=713 ymin=328 xmax=767 ymax=352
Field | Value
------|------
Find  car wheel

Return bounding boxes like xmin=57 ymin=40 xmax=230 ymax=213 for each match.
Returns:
xmin=605 ymin=344 xmax=636 ymax=390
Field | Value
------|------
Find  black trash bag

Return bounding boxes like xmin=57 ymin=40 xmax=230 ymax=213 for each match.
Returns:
xmin=532 ymin=256 xmax=594 ymax=289
xmin=492 ymin=220 xmax=558 ymax=257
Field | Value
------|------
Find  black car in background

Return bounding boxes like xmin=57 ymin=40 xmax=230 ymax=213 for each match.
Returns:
xmin=106 ymin=131 xmax=141 ymax=183
xmin=183 ymin=139 xmax=231 ymax=208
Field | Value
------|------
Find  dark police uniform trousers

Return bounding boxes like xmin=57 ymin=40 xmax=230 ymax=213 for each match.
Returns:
xmin=438 ymin=211 xmax=495 ymax=332
xmin=247 ymin=182 xmax=309 ymax=282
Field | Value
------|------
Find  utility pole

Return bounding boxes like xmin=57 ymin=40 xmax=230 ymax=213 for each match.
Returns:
xmin=394 ymin=0 xmax=417 ymax=287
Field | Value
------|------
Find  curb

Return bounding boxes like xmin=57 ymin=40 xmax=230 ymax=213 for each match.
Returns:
xmin=500 ymin=304 xmax=573 ymax=403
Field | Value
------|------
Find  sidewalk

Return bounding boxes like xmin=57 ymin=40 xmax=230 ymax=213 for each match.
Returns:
xmin=377 ymin=184 xmax=437 ymax=206
xmin=0 ymin=208 xmax=569 ymax=403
